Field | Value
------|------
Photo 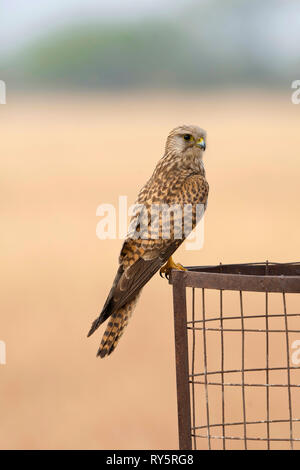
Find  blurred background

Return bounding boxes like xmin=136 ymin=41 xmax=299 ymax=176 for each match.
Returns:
xmin=1 ymin=0 xmax=300 ymax=450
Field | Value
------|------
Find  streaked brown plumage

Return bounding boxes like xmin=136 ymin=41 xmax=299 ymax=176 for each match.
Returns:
xmin=88 ymin=125 xmax=209 ymax=357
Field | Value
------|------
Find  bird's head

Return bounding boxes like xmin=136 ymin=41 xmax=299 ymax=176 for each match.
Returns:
xmin=165 ymin=125 xmax=207 ymax=165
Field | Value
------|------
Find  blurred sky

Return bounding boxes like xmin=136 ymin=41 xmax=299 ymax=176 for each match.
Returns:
xmin=0 ymin=0 xmax=183 ymax=53
xmin=0 ymin=0 xmax=300 ymax=54
xmin=2 ymin=0 xmax=300 ymax=55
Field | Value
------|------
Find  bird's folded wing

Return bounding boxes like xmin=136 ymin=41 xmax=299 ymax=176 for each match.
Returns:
xmin=110 ymin=240 xmax=181 ymax=312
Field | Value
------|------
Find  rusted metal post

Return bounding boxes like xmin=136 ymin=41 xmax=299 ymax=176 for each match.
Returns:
xmin=171 ymin=270 xmax=192 ymax=450
xmin=170 ymin=262 xmax=300 ymax=449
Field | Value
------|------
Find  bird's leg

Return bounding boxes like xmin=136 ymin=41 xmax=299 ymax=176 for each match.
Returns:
xmin=159 ymin=256 xmax=187 ymax=279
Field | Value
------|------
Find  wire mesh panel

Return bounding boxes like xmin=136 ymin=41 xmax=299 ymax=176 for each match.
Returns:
xmin=170 ymin=262 xmax=300 ymax=450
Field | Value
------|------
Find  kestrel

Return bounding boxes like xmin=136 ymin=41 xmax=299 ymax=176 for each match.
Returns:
xmin=88 ymin=125 xmax=209 ymax=357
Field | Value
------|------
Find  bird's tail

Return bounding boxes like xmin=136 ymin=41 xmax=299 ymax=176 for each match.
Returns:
xmin=96 ymin=293 xmax=140 ymax=358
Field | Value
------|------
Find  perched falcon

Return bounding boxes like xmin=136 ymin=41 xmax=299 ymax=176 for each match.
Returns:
xmin=88 ymin=125 xmax=209 ymax=357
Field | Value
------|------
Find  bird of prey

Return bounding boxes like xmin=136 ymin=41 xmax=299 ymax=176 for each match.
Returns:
xmin=88 ymin=125 xmax=209 ymax=357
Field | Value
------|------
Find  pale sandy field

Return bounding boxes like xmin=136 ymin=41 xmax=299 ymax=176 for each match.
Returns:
xmin=1 ymin=91 xmax=300 ymax=449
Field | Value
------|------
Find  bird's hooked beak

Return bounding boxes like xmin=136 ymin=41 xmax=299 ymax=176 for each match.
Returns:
xmin=196 ymin=137 xmax=206 ymax=151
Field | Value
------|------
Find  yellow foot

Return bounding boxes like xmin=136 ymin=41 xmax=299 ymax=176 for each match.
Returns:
xmin=160 ymin=256 xmax=187 ymax=279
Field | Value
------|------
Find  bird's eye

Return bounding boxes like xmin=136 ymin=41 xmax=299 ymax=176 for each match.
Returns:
xmin=183 ymin=134 xmax=191 ymax=141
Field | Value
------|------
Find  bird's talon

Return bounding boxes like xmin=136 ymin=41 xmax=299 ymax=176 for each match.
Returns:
xmin=159 ymin=256 xmax=187 ymax=279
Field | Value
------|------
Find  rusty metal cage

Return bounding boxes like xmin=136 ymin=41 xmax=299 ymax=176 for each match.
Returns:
xmin=170 ymin=262 xmax=300 ymax=450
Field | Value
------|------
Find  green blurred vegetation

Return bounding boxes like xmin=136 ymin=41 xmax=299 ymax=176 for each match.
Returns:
xmin=14 ymin=22 xmax=185 ymax=89
xmin=2 ymin=0 xmax=300 ymax=89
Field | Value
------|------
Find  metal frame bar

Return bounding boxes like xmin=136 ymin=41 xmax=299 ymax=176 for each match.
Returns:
xmin=170 ymin=262 xmax=300 ymax=450
xmin=172 ymin=271 xmax=192 ymax=450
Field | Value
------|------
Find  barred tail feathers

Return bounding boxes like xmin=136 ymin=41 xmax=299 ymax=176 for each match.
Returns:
xmin=97 ymin=294 xmax=139 ymax=358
